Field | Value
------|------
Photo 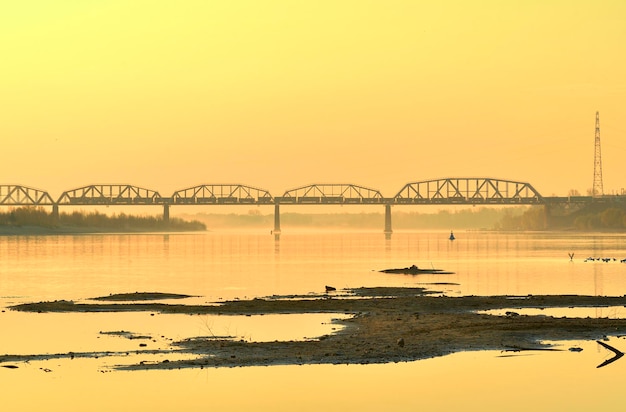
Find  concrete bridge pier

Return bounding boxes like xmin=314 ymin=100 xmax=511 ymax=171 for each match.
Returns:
xmin=163 ymin=204 xmax=170 ymax=222
xmin=543 ymin=204 xmax=551 ymax=229
xmin=384 ymin=203 xmax=393 ymax=235
xmin=273 ymin=203 xmax=281 ymax=234
xmin=52 ymin=203 xmax=59 ymax=221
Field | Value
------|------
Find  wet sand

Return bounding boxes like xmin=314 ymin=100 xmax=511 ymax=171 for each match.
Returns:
xmin=4 ymin=288 xmax=626 ymax=370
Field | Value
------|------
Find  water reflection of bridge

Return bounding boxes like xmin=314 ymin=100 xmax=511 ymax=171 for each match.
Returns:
xmin=0 ymin=178 xmax=618 ymax=233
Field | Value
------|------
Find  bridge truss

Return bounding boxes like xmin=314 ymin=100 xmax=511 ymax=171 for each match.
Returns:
xmin=277 ymin=184 xmax=384 ymax=204
xmin=4 ymin=179 xmax=599 ymax=233
xmin=57 ymin=184 xmax=163 ymax=205
xmin=0 ymin=185 xmax=55 ymax=206
xmin=394 ymin=178 xmax=543 ymax=205
xmin=171 ymin=184 xmax=273 ymax=204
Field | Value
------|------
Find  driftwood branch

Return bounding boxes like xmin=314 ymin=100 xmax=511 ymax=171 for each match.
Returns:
xmin=596 ymin=341 xmax=624 ymax=368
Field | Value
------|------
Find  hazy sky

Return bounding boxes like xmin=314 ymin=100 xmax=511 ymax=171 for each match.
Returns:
xmin=2 ymin=1 xmax=625 ymax=199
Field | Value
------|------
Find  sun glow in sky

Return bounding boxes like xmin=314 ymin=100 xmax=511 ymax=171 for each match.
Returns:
xmin=1 ymin=1 xmax=625 ymax=199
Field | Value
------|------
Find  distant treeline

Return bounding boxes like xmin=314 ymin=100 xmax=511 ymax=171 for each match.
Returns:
xmin=180 ymin=206 xmax=626 ymax=232
xmin=493 ymin=207 xmax=546 ymax=230
xmin=7 ymin=206 xmax=622 ymax=233
xmin=570 ymin=208 xmax=626 ymax=231
xmin=497 ymin=206 xmax=626 ymax=231
xmin=0 ymin=207 xmax=206 ymax=232
xmin=178 ymin=207 xmax=527 ymax=230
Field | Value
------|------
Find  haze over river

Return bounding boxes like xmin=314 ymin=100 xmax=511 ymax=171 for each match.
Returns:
xmin=2 ymin=230 xmax=626 ymax=411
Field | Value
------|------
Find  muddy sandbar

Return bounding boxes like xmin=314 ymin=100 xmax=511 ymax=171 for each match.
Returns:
xmin=5 ymin=288 xmax=626 ymax=370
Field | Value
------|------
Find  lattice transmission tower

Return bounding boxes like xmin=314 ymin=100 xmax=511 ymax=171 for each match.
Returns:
xmin=592 ymin=111 xmax=604 ymax=197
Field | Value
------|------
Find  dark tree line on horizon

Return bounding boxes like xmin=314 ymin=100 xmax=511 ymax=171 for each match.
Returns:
xmin=498 ymin=206 xmax=626 ymax=231
xmin=0 ymin=207 xmax=206 ymax=231
xmin=3 ymin=206 xmax=625 ymax=232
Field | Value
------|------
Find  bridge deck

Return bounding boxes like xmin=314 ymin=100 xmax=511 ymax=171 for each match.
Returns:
xmin=0 ymin=179 xmax=607 ymax=208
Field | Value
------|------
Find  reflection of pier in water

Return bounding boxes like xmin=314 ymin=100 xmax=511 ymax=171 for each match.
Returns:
xmin=2 ymin=178 xmax=624 ymax=234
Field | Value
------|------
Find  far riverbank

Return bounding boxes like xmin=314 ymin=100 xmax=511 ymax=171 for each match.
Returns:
xmin=0 ymin=207 xmax=206 ymax=235
xmin=0 ymin=225 xmax=207 ymax=236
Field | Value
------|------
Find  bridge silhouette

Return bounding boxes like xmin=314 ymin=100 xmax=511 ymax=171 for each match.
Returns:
xmin=0 ymin=178 xmax=617 ymax=233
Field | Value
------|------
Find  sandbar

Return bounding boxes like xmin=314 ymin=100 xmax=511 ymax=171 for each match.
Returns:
xmin=5 ymin=287 xmax=626 ymax=370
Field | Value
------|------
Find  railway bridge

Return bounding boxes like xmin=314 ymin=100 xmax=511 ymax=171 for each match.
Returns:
xmin=0 ymin=178 xmax=609 ymax=233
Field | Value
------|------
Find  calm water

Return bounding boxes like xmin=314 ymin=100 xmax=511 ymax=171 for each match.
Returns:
xmin=2 ymin=230 xmax=626 ymax=411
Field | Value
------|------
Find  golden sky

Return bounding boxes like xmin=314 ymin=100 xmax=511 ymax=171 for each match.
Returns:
xmin=1 ymin=0 xmax=625 ymax=199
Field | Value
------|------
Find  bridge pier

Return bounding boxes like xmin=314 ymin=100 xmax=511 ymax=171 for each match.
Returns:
xmin=273 ymin=203 xmax=281 ymax=234
xmin=543 ymin=204 xmax=551 ymax=229
xmin=52 ymin=204 xmax=59 ymax=221
xmin=163 ymin=204 xmax=170 ymax=222
xmin=384 ymin=203 xmax=392 ymax=235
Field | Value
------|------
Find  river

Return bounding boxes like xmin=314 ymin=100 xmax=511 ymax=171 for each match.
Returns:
xmin=1 ymin=230 xmax=626 ymax=411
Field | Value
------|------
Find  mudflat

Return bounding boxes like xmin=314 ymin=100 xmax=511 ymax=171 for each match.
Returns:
xmin=5 ymin=288 xmax=626 ymax=370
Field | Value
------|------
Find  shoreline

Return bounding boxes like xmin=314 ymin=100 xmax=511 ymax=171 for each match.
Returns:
xmin=5 ymin=288 xmax=626 ymax=370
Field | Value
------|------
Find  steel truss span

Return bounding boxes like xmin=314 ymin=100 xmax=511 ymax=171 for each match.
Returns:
xmin=0 ymin=185 xmax=55 ymax=206
xmin=394 ymin=178 xmax=544 ymax=205
xmin=171 ymin=184 xmax=273 ymax=205
xmin=0 ymin=178 xmax=577 ymax=208
xmin=277 ymin=184 xmax=385 ymax=204
xmin=57 ymin=184 xmax=163 ymax=205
